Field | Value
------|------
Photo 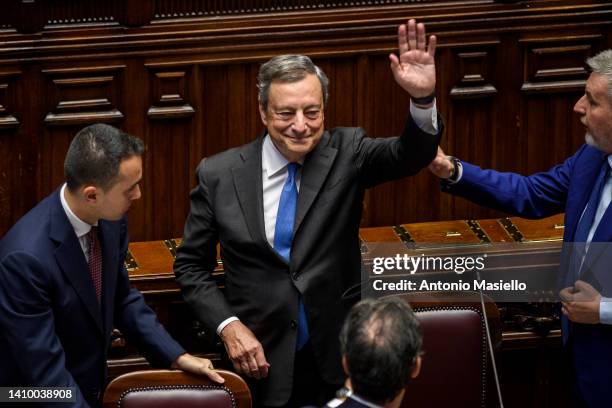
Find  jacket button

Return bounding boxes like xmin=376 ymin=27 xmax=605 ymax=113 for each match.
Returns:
xmin=290 ymin=320 xmax=297 ymax=329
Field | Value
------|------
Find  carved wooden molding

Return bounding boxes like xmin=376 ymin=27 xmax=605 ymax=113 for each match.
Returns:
xmin=450 ymin=47 xmax=498 ymax=99
xmin=0 ymin=1 xmax=609 ymax=63
xmin=521 ymin=79 xmax=586 ymax=94
xmin=520 ymin=36 xmax=600 ymax=94
xmin=145 ymin=65 xmax=195 ymax=120
xmin=42 ymin=65 xmax=125 ymax=127
xmin=0 ymin=70 xmax=21 ymax=130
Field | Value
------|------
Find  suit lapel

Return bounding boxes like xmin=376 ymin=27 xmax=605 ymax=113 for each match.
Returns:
xmin=294 ymin=132 xmax=337 ymax=234
xmin=49 ymin=193 xmax=103 ymax=334
xmin=565 ymin=152 xmax=607 ymax=241
xmin=581 ymin=194 xmax=612 ymax=280
xmin=232 ymin=138 xmax=269 ymax=249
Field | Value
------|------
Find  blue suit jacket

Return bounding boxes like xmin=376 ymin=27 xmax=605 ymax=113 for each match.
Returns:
xmin=0 ymin=189 xmax=184 ymax=407
xmin=444 ymin=144 xmax=612 ymax=407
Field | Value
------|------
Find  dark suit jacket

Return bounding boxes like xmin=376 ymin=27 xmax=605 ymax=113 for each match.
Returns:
xmin=443 ymin=144 xmax=612 ymax=407
xmin=174 ymin=116 xmax=441 ymax=405
xmin=0 ymin=189 xmax=185 ymax=408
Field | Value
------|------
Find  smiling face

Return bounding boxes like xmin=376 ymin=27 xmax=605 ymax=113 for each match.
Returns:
xmin=574 ymin=72 xmax=612 ymax=154
xmin=259 ymin=73 xmax=325 ymax=162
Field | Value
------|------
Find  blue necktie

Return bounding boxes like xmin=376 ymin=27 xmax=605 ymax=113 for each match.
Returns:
xmin=273 ymin=162 xmax=309 ymax=350
xmin=572 ymin=160 xmax=610 ymax=279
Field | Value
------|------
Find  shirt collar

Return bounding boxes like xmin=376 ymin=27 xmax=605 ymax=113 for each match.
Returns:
xmin=262 ymin=134 xmax=304 ymax=178
xmin=348 ymin=394 xmax=384 ymax=408
xmin=607 ymin=155 xmax=612 ymax=171
xmin=60 ymin=183 xmax=94 ymax=239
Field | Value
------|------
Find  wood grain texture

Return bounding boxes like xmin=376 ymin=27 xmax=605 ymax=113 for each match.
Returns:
xmin=0 ymin=0 xmax=610 ymax=244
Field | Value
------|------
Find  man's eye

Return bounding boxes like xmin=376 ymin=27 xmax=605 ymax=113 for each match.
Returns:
xmin=305 ymin=110 xmax=320 ymax=119
xmin=276 ymin=111 xmax=294 ymax=119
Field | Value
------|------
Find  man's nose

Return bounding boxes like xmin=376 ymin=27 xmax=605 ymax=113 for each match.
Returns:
xmin=132 ymin=185 xmax=141 ymax=200
xmin=574 ymin=95 xmax=586 ymax=114
xmin=291 ymin=112 xmax=307 ymax=133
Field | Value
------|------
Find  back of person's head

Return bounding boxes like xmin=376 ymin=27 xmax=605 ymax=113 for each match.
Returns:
xmin=339 ymin=297 xmax=422 ymax=405
xmin=257 ymin=54 xmax=329 ymax=110
xmin=64 ymin=123 xmax=144 ymax=192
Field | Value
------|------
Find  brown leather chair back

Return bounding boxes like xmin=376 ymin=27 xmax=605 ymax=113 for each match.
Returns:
xmin=395 ymin=291 xmax=501 ymax=408
xmin=103 ymin=369 xmax=251 ymax=408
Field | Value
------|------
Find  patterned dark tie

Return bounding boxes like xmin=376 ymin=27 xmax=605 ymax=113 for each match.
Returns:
xmin=87 ymin=226 xmax=103 ymax=304
xmin=273 ymin=162 xmax=309 ymax=350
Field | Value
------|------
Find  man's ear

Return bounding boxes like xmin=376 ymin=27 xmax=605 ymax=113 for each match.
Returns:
xmin=410 ymin=356 xmax=422 ymax=379
xmin=258 ymin=103 xmax=268 ymax=127
xmin=82 ymin=185 xmax=98 ymax=203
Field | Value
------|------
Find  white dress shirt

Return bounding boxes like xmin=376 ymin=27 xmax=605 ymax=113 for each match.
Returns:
xmin=60 ymin=183 xmax=95 ymax=261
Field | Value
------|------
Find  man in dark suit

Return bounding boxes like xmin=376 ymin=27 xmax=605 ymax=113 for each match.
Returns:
xmin=428 ymin=49 xmax=612 ymax=407
xmin=324 ymin=297 xmax=422 ymax=408
xmin=0 ymin=124 xmax=223 ymax=408
xmin=174 ymin=19 xmax=442 ymax=407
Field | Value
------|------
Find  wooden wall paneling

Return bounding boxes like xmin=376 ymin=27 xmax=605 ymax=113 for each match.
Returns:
xmin=138 ymin=63 xmax=196 ymax=241
xmin=225 ymin=63 xmax=256 ymax=152
xmin=44 ymin=1 xmax=121 ymax=28
xmin=445 ymin=42 xmax=503 ymax=221
xmin=519 ymin=35 xmax=600 ymax=178
xmin=316 ymin=57 xmax=359 ymax=129
xmin=0 ymin=0 xmax=610 ymax=238
xmin=361 ymin=53 xmax=441 ymax=226
xmin=0 ymin=69 xmax=22 ymax=237
xmin=121 ymin=58 xmax=147 ymax=241
xmin=201 ymin=65 xmax=230 ymax=159
xmin=0 ymin=70 xmax=20 ymax=130
xmin=146 ymin=67 xmax=195 ymax=121
xmin=42 ymin=65 xmax=126 ymax=127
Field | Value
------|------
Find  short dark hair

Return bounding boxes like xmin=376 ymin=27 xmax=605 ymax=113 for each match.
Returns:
xmin=257 ymin=54 xmax=329 ymax=110
xmin=339 ymin=297 xmax=422 ymax=404
xmin=64 ymin=123 xmax=144 ymax=192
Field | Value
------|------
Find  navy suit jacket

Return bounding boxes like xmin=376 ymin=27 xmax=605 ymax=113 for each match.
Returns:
xmin=443 ymin=144 xmax=612 ymax=407
xmin=0 ymin=189 xmax=185 ymax=407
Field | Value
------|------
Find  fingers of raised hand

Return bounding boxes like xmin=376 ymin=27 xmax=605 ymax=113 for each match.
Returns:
xmin=407 ymin=19 xmax=417 ymax=50
xmin=417 ymin=22 xmax=426 ymax=51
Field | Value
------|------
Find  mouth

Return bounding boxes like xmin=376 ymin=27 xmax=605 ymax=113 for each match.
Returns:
xmin=285 ymin=134 xmax=311 ymax=143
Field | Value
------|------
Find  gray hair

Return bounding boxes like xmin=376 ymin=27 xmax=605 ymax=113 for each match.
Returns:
xmin=339 ymin=297 xmax=422 ymax=404
xmin=64 ymin=123 xmax=144 ymax=192
xmin=587 ymin=49 xmax=612 ymax=101
xmin=257 ymin=54 xmax=329 ymax=110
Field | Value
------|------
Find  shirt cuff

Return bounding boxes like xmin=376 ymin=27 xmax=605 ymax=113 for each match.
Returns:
xmin=217 ymin=316 xmax=239 ymax=335
xmin=600 ymin=298 xmax=612 ymax=325
xmin=409 ymin=100 xmax=438 ymax=135
xmin=448 ymin=159 xmax=463 ymax=184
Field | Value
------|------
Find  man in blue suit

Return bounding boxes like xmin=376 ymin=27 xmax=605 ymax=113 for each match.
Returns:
xmin=429 ymin=49 xmax=612 ymax=407
xmin=0 ymin=124 xmax=223 ymax=407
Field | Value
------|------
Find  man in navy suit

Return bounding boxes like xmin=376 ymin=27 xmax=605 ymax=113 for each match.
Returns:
xmin=324 ymin=297 xmax=422 ymax=408
xmin=428 ymin=49 xmax=612 ymax=407
xmin=0 ymin=124 xmax=223 ymax=408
